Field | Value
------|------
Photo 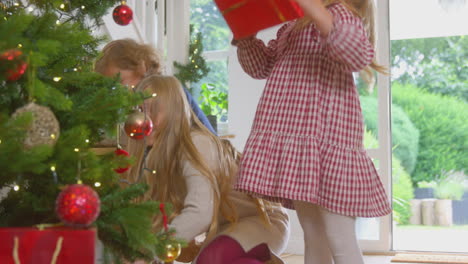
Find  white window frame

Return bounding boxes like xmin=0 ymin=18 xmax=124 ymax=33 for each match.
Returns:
xmin=359 ymin=0 xmax=393 ymax=253
xmin=156 ymin=0 xmax=191 ymax=75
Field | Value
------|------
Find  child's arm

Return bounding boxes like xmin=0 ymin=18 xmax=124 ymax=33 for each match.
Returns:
xmin=296 ymin=1 xmax=374 ymax=72
xmin=168 ymin=133 xmax=218 ymax=242
xmin=168 ymin=162 xmax=214 ymax=242
xmin=321 ymin=4 xmax=375 ymax=72
xmin=234 ymin=23 xmax=290 ymax=79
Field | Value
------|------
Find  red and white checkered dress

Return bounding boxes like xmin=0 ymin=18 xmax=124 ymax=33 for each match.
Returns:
xmin=234 ymin=3 xmax=392 ymax=217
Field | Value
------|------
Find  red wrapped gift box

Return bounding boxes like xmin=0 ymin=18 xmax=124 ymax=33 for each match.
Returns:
xmin=215 ymin=0 xmax=304 ymax=39
xmin=0 ymin=227 xmax=95 ymax=264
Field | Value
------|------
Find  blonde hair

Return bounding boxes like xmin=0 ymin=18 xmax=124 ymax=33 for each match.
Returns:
xmin=124 ymin=75 xmax=242 ymax=241
xmin=94 ymin=38 xmax=163 ymax=76
xmin=296 ymin=0 xmax=387 ymax=87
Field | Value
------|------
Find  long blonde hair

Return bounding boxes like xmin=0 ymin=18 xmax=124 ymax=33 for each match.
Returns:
xmin=296 ymin=0 xmax=387 ymax=85
xmin=124 ymin=75 xmax=239 ymax=240
xmin=94 ymin=38 xmax=163 ymax=76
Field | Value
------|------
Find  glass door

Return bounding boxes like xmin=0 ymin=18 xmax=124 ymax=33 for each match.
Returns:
xmin=390 ymin=0 xmax=468 ymax=253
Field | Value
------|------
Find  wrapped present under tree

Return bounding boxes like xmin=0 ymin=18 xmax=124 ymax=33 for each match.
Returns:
xmin=0 ymin=227 xmax=95 ymax=264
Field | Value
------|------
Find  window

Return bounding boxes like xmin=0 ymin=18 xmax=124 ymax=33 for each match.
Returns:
xmin=390 ymin=0 xmax=468 ymax=252
xmin=190 ymin=0 xmax=230 ymax=123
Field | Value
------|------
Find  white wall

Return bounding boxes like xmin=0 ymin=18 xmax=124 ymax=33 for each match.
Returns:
xmin=227 ymin=25 xmax=304 ymax=255
xmin=227 ymin=27 xmax=273 ymax=152
xmin=101 ymin=11 xmax=143 ymax=42
xmin=98 ymin=0 xmax=158 ymax=45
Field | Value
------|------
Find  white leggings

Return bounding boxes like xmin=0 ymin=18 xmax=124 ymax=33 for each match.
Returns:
xmin=293 ymin=200 xmax=364 ymax=264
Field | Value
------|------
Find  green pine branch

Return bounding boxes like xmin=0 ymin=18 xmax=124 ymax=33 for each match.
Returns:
xmin=173 ymin=24 xmax=210 ymax=89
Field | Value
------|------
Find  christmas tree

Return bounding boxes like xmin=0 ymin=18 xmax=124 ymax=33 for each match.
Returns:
xmin=173 ymin=24 xmax=210 ymax=90
xmin=0 ymin=1 xmax=182 ymax=262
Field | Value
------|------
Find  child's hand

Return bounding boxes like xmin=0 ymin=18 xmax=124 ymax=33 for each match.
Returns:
xmin=293 ymin=0 xmax=333 ymax=37
xmin=293 ymin=0 xmax=326 ymax=18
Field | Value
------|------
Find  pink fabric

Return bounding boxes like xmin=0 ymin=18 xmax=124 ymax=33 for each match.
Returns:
xmin=230 ymin=258 xmax=264 ymax=264
xmin=235 ymin=3 xmax=391 ymax=217
xmin=196 ymin=235 xmax=270 ymax=264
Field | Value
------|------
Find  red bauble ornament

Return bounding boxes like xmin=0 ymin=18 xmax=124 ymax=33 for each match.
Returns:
xmin=1 ymin=49 xmax=28 ymax=81
xmin=124 ymin=111 xmax=153 ymax=140
xmin=114 ymin=148 xmax=131 ymax=173
xmin=55 ymin=184 xmax=101 ymax=227
xmin=112 ymin=3 xmax=133 ymax=26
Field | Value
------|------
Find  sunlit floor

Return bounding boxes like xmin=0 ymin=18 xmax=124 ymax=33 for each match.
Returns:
xmin=394 ymin=225 xmax=468 ymax=252
xmin=282 ymin=254 xmax=396 ymax=264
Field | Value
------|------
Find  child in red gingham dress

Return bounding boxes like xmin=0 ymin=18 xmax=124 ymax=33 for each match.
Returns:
xmin=233 ymin=0 xmax=392 ymax=263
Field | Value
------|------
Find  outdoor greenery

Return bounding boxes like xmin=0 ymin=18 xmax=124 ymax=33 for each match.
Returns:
xmin=392 ymin=83 xmax=468 ymax=185
xmin=363 ymin=130 xmax=414 ymax=224
xmin=190 ymin=0 xmax=230 ymax=51
xmin=361 ymin=96 xmax=420 ymax=174
xmin=173 ymin=24 xmax=210 ymax=89
xmin=391 ymin=36 xmax=468 ymax=101
xmin=195 ymin=60 xmax=229 ymax=121
xmin=434 ymin=179 xmax=465 ymax=200
xmin=434 ymin=171 xmax=466 ymax=200
xmin=189 ymin=0 xmax=230 ymax=121
xmin=392 ymin=157 xmax=414 ymax=225
xmin=199 ymin=82 xmax=228 ymax=118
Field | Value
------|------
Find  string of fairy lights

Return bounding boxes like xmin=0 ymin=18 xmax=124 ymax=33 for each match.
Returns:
xmin=2 ymin=0 xmax=152 ymax=192
xmin=9 ymin=90 xmax=158 ymax=192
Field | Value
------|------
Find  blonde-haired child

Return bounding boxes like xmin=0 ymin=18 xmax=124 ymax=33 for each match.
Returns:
xmin=126 ymin=74 xmax=290 ymax=264
xmin=233 ymin=0 xmax=392 ymax=263
xmin=94 ymin=38 xmax=216 ymax=135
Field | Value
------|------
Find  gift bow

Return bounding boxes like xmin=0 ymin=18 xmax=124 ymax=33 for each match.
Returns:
xmin=221 ymin=0 xmax=287 ymax=22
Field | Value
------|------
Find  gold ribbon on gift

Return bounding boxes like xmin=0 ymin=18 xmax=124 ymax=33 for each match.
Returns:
xmin=221 ymin=0 xmax=248 ymax=15
xmin=13 ymin=237 xmax=20 ymax=264
xmin=269 ymin=0 xmax=287 ymax=21
xmin=221 ymin=0 xmax=287 ymax=22
xmin=12 ymin=234 xmax=64 ymax=264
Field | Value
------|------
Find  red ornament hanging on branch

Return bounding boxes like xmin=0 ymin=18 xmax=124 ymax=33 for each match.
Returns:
xmin=55 ymin=184 xmax=101 ymax=227
xmin=124 ymin=111 xmax=153 ymax=140
xmin=112 ymin=1 xmax=133 ymax=26
xmin=114 ymin=148 xmax=131 ymax=174
xmin=1 ymin=49 xmax=28 ymax=81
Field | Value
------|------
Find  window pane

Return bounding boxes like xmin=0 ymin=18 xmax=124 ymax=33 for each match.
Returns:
xmin=357 ymin=217 xmax=380 ymax=240
xmin=190 ymin=0 xmax=230 ymax=52
xmin=192 ymin=59 xmax=229 ymax=122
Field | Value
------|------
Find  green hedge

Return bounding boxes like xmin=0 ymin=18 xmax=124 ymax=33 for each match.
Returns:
xmin=360 ymin=96 xmax=420 ymax=174
xmin=392 ymin=83 xmax=468 ymax=184
xmin=392 ymin=157 xmax=414 ymax=224
xmin=363 ymin=130 xmax=413 ymax=224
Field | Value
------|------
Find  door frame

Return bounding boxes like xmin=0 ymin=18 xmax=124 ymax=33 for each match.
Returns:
xmin=359 ymin=0 xmax=393 ymax=252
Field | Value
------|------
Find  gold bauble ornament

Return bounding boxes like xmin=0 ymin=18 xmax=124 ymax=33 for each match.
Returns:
xmin=157 ymin=242 xmax=181 ymax=262
xmin=12 ymin=102 xmax=60 ymax=148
